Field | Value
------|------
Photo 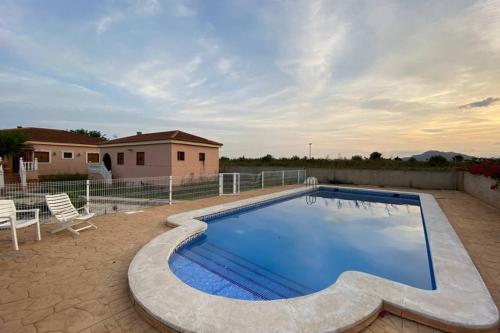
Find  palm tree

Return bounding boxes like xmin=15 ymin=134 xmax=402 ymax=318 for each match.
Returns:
xmin=0 ymin=131 xmax=30 ymax=160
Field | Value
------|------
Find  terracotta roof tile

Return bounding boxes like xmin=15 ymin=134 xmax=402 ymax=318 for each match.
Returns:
xmin=100 ymin=130 xmax=222 ymax=146
xmin=0 ymin=127 xmax=104 ymax=145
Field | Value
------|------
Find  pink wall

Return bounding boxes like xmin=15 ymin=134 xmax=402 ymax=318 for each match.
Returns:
xmin=99 ymin=142 xmax=219 ymax=179
xmin=99 ymin=143 xmax=172 ymax=179
xmin=32 ymin=143 xmax=101 ymax=176
xmin=170 ymin=143 xmax=219 ymax=179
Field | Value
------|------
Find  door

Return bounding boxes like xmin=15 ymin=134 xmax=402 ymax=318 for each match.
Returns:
xmin=12 ymin=154 xmax=20 ymax=173
xmin=103 ymin=153 xmax=112 ymax=171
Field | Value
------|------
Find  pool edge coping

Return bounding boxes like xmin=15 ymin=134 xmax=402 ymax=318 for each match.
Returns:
xmin=128 ymin=186 xmax=499 ymax=333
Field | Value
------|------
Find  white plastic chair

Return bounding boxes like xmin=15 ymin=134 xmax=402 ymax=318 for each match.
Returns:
xmin=45 ymin=193 xmax=97 ymax=235
xmin=0 ymin=200 xmax=41 ymax=251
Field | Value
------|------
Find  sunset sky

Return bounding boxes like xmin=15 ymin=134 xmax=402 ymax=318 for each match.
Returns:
xmin=1 ymin=0 xmax=499 ymax=158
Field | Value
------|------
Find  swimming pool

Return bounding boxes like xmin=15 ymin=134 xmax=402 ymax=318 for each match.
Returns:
xmin=129 ymin=186 xmax=498 ymax=333
xmin=169 ymin=187 xmax=435 ymax=300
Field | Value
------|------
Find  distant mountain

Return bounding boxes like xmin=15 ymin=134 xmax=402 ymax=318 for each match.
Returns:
xmin=403 ymin=150 xmax=475 ymax=161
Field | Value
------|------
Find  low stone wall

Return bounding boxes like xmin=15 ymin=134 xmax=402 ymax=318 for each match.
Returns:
xmin=308 ymin=168 xmax=458 ymax=190
xmin=463 ymin=173 xmax=500 ymax=210
xmin=221 ymin=166 xmax=458 ymax=190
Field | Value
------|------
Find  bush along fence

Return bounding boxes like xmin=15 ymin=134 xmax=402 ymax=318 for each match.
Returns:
xmin=466 ymin=160 xmax=500 ymax=190
xmin=0 ymin=170 xmax=306 ymax=223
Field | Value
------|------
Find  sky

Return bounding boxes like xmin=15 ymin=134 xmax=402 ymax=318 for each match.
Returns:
xmin=0 ymin=0 xmax=499 ymax=158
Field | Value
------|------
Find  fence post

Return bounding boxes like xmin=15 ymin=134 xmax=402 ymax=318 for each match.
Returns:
xmin=19 ymin=157 xmax=27 ymax=189
xmin=219 ymin=174 xmax=223 ymax=196
xmin=233 ymin=173 xmax=237 ymax=194
xmin=169 ymin=176 xmax=173 ymax=205
xmin=261 ymin=171 xmax=264 ymax=189
xmin=0 ymin=156 xmax=4 ymax=190
xmin=86 ymin=179 xmax=90 ymax=208
xmin=282 ymin=170 xmax=285 ymax=186
xmin=237 ymin=173 xmax=240 ymax=194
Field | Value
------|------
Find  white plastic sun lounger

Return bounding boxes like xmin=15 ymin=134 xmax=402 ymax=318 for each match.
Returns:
xmin=45 ymin=193 xmax=97 ymax=235
xmin=0 ymin=200 xmax=41 ymax=251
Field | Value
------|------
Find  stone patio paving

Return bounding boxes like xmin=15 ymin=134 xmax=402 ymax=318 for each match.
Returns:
xmin=0 ymin=186 xmax=498 ymax=333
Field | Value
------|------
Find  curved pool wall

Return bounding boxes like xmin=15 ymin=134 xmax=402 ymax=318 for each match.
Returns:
xmin=129 ymin=186 xmax=499 ymax=333
xmin=169 ymin=187 xmax=436 ymax=300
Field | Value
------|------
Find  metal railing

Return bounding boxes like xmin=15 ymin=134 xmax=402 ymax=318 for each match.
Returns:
xmin=88 ymin=163 xmax=112 ymax=183
xmin=0 ymin=169 xmax=306 ymax=223
xmin=23 ymin=158 xmax=38 ymax=172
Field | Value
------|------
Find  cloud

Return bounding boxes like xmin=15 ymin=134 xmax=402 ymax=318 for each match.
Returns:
xmin=421 ymin=128 xmax=444 ymax=134
xmin=96 ymin=15 xmax=121 ymax=34
xmin=173 ymin=2 xmax=196 ymax=18
xmin=459 ymin=97 xmax=500 ymax=109
xmin=133 ymin=0 xmax=162 ymax=15
xmin=275 ymin=0 xmax=346 ymax=97
xmin=188 ymin=78 xmax=207 ymax=88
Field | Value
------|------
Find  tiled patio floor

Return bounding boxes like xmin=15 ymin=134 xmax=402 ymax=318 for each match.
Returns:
xmin=0 ymin=187 xmax=498 ymax=333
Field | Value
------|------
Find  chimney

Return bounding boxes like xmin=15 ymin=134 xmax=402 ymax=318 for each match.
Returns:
xmin=136 ymin=131 xmax=142 ymax=135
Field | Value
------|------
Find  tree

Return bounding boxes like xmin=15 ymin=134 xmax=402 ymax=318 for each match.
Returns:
xmin=0 ymin=131 xmax=30 ymax=159
xmin=428 ymin=155 xmax=448 ymax=166
xmin=408 ymin=157 xmax=417 ymax=163
xmin=351 ymin=155 xmax=363 ymax=161
xmin=394 ymin=156 xmax=402 ymax=161
xmin=453 ymin=155 xmax=464 ymax=163
xmin=70 ymin=129 xmax=107 ymax=140
xmin=369 ymin=152 xmax=382 ymax=160
xmin=261 ymin=154 xmax=274 ymax=162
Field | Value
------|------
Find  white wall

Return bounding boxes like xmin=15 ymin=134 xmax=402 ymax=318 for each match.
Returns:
xmin=463 ymin=173 xmax=500 ymax=210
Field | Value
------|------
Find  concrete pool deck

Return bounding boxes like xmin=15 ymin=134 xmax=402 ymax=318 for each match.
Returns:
xmin=1 ymin=186 xmax=499 ymax=332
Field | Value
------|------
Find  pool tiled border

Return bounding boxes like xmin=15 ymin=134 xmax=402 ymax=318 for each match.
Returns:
xmin=128 ymin=186 xmax=499 ymax=333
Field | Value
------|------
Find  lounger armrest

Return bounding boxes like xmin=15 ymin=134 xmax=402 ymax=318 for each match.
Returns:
xmin=76 ymin=206 xmax=90 ymax=214
xmin=0 ymin=216 xmax=15 ymax=228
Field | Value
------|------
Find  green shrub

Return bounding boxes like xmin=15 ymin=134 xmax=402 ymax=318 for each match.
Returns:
xmin=39 ymin=174 xmax=88 ymax=182
xmin=428 ymin=155 xmax=448 ymax=167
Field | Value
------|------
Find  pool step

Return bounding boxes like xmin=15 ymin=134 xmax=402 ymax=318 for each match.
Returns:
xmin=180 ymin=244 xmax=312 ymax=300
xmin=202 ymin=243 xmax=314 ymax=295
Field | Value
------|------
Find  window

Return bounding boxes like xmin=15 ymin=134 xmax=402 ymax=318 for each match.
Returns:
xmin=34 ymin=151 xmax=50 ymax=163
xmin=62 ymin=151 xmax=74 ymax=159
xmin=136 ymin=152 xmax=145 ymax=165
xmin=199 ymin=152 xmax=205 ymax=161
xmin=177 ymin=151 xmax=185 ymax=161
xmin=117 ymin=152 xmax=124 ymax=165
xmin=87 ymin=153 xmax=100 ymax=163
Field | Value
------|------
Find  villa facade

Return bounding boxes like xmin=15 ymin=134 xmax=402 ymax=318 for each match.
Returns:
xmin=0 ymin=127 xmax=222 ymax=183
xmin=0 ymin=127 xmax=102 ymax=182
xmin=99 ymin=130 xmax=222 ymax=179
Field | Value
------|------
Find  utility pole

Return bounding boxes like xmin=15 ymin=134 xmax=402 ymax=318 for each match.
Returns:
xmin=308 ymin=143 xmax=312 ymax=159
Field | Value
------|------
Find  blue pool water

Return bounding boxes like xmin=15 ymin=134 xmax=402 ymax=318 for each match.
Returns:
xmin=169 ymin=188 xmax=435 ymax=300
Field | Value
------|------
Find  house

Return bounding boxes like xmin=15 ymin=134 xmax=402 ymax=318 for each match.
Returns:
xmin=0 ymin=127 xmax=103 ymax=183
xmin=98 ymin=130 xmax=222 ymax=179
xmin=0 ymin=127 xmax=222 ymax=184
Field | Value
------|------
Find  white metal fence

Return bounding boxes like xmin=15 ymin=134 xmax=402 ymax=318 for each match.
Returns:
xmin=0 ymin=170 xmax=306 ymax=223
